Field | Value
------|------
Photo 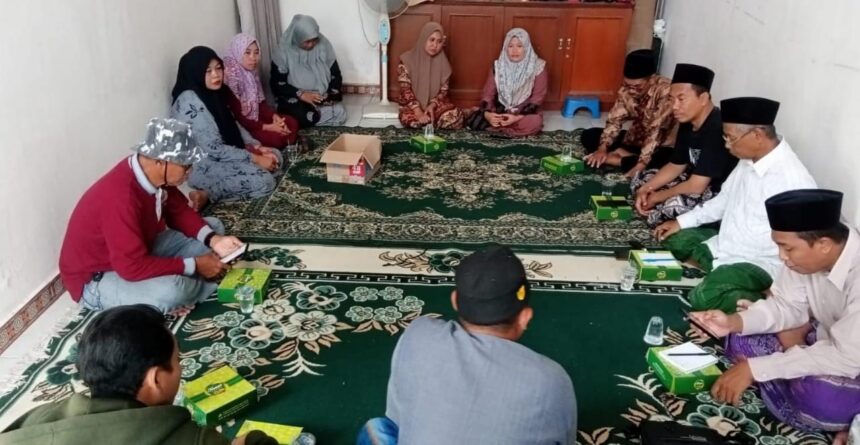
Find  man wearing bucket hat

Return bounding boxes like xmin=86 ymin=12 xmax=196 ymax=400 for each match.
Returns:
xmin=691 ymin=189 xmax=860 ymax=434
xmin=358 ymin=245 xmax=576 ymax=445
xmin=59 ymin=118 xmax=244 ymax=313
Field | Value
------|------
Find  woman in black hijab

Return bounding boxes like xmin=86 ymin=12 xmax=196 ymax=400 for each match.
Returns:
xmin=169 ymin=46 xmax=281 ymax=207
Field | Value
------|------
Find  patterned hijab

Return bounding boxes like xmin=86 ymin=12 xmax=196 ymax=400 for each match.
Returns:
xmin=272 ymin=14 xmax=337 ymax=93
xmin=171 ymin=46 xmax=245 ymax=149
xmin=400 ymin=22 xmax=452 ymax=109
xmin=494 ymin=28 xmax=546 ymax=109
xmin=223 ymin=33 xmax=266 ymax=121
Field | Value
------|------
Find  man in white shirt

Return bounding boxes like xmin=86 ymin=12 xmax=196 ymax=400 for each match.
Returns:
xmin=653 ymin=97 xmax=816 ymax=313
xmin=691 ymin=189 xmax=860 ymax=436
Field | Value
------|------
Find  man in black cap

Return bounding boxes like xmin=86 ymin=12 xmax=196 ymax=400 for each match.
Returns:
xmin=690 ymin=189 xmax=860 ymax=435
xmin=654 ymin=97 xmax=816 ymax=313
xmin=583 ymin=49 xmax=677 ymax=177
xmin=631 ymin=63 xmax=738 ymax=227
xmin=358 ymin=245 xmax=576 ymax=445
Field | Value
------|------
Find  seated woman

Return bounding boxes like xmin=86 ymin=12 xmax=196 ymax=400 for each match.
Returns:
xmin=170 ymin=46 xmax=282 ymax=206
xmin=270 ymin=14 xmax=347 ymax=128
xmin=223 ymin=33 xmax=299 ymax=149
xmin=397 ymin=22 xmax=464 ymax=130
xmin=466 ymin=28 xmax=547 ymax=138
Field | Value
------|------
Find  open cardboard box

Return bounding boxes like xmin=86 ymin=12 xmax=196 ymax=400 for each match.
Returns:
xmin=319 ymin=134 xmax=381 ymax=185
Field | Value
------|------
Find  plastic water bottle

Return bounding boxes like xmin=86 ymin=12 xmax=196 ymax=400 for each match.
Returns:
xmin=235 ymin=285 xmax=256 ymax=315
xmin=643 ymin=316 xmax=665 ymax=345
xmin=620 ymin=263 xmax=638 ymax=291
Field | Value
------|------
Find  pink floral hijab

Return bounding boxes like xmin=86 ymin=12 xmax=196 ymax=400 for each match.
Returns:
xmin=223 ymin=33 xmax=266 ymax=121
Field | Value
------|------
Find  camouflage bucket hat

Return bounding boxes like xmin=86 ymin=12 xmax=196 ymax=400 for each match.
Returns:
xmin=131 ymin=118 xmax=206 ymax=165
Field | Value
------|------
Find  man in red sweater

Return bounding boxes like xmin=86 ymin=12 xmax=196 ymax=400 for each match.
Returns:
xmin=59 ymin=118 xmax=244 ymax=313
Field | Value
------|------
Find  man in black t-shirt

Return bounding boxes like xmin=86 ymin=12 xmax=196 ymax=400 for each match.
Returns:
xmin=630 ymin=64 xmax=739 ymax=227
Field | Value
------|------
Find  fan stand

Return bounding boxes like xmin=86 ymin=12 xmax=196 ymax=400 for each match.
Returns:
xmin=362 ymin=14 xmax=399 ymax=120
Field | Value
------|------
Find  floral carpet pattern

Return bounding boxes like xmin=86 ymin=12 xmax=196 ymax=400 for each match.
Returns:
xmin=206 ymin=127 xmax=657 ymax=254
xmin=0 ymin=249 xmax=830 ymax=444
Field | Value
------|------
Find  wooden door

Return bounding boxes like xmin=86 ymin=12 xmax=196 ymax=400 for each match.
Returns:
xmin=565 ymin=8 xmax=632 ymax=109
xmin=503 ymin=7 xmax=568 ymax=108
xmin=388 ymin=5 xmax=442 ymax=103
xmin=441 ymin=5 xmax=505 ymax=105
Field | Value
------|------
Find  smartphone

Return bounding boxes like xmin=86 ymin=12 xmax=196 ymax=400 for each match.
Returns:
xmin=680 ymin=308 xmax=720 ymax=340
xmin=220 ymin=243 xmax=248 ymax=264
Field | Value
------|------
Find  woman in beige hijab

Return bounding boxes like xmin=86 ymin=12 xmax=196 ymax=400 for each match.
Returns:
xmin=397 ymin=22 xmax=464 ymax=129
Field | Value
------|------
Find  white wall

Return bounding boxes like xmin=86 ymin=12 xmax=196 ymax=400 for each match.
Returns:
xmin=280 ymin=0 xmax=381 ymax=85
xmin=660 ymin=0 xmax=860 ymax=222
xmin=0 ymin=0 xmax=238 ymax=323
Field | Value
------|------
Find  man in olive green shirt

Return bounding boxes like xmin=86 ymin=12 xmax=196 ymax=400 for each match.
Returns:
xmin=0 ymin=305 xmax=276 ymax=445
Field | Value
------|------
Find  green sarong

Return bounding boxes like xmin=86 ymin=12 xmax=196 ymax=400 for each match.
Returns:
xmin=688 ymin=263 xmax=772 ymax=313
xmin=663 ymin=228 xmax=772 ymax=313
xmin=663 ymin=227 xmax=718 ymax=272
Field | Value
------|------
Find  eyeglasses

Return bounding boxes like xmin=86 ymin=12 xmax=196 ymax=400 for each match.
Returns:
xmin=722 ymin=128 xmax=756 ymax=146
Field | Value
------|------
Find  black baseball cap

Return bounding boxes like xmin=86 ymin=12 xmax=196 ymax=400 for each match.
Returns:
xmin=455 ymin=245 xmax=529 ymax=325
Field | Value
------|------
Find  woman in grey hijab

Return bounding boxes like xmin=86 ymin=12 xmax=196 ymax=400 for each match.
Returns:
xmin=270 ymin=14 xmax=347 ymax=128
xmin=466 ymin=28 xmax=548 ymax=138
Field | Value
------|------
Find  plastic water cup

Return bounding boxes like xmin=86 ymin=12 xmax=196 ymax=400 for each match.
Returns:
xmin=561 ymin=145 xmax=574 ymax=161
xmin=424 ymin=123 xmax=435 ymax=139
xmin=601 ymin=181 xmax=614 ymax=197
xmin=620 ymin=264 xmax=638 ymax=291
xmin=643 ymin=316 xmax=665 ymax=345
xmin=236 ymin=285 xmax=256 ymax=315
xmin=287 ymin=145 xmax=299 ymax=164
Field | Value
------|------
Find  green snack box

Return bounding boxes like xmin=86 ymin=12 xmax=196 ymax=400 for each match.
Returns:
xmin=646 ymin=347 xmax=722 ymax=394
xmin=628 ymin=250 xmax=683 ymax=281
xmin=410 ymin=135 xmax=447 ymax=153
xmin=184 ymin=366 xmax=257 ymax=426
xmin=541 ymin=155 xmax=585 ymax=176
xmin=217 ymin=268 xmax=272 ymax=304
xmin=237 ymin=420 xmax=303 ymax=444
xmin=590 ymin=195 xmax=633 ymax=221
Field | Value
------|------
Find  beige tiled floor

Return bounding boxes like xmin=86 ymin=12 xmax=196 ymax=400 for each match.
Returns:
xmin=0 ymin=94 xmax=615 ymax=374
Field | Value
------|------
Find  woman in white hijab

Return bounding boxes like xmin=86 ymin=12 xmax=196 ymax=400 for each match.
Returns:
xmin=466 ymin=28 xmax=548 ymax=137
xmin=270 ymin=14 xmax=347 ymax=128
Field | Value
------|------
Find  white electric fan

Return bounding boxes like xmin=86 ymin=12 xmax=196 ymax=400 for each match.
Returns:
xmin=359 ymin=0 xmax=424 ymax=119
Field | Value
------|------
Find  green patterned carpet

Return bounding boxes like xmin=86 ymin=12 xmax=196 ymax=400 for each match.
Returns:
xmin=0 ymin=263 xmax=829 ymax=445
xmin=207 ymin=127 xmax=658 ymax=254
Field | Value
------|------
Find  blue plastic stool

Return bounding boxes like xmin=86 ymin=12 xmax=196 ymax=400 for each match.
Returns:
xmin=561 ymin=95 xmax=601 ymax=118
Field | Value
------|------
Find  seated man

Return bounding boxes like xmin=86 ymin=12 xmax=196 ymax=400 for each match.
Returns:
xmin=59 ymin=118 xmax=243 ymax=313
xmin=631 ymin=63 xmax=738 ymax=227
xmin=583 ymin=49 xmax=677 ymax=178
xmin=691 ymin=189 xmax=860 ymax=436
xmin=0 ymin=305 xmax=277 ymax=444
xmin=653 ymin=97 xmax=816 ymax=313
xmin=358 ymin=245 xmax=576 ymax=445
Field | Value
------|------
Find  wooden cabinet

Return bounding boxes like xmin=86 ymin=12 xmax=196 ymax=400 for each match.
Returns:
xmin=442 ymin=6 xmax=505 ymax=102
xmin=566 ymin=7 xmax=632 ymax=109
xmin=388 ymin=1 xmax=632 ymax=111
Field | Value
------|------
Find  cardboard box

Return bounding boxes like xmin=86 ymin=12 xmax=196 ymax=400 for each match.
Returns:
xmin=319 ymin=134 xmax=381 ymax=185
xmin=541 ymin=155 xmax=585 ymax=176
xmin=629 ymin=250 xmax=683 ymax=281
xmin=184 ymin=366 xmax=257 ymax=426
xmin=217 ymin=268 xmax=272 ymax=304
xmin=590 ymin=195 xmax=633 ymax=221
xmin=237 ymin=420 xmax=303 ymax=444
xmin=646 ymin=347 xmax=722 ymax=394
xmin=410 ymin=135 xmax=447 ymax=153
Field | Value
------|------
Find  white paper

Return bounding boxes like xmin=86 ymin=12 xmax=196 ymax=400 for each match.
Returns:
xmin=657 ymin=342 xmax=718 ymax=373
